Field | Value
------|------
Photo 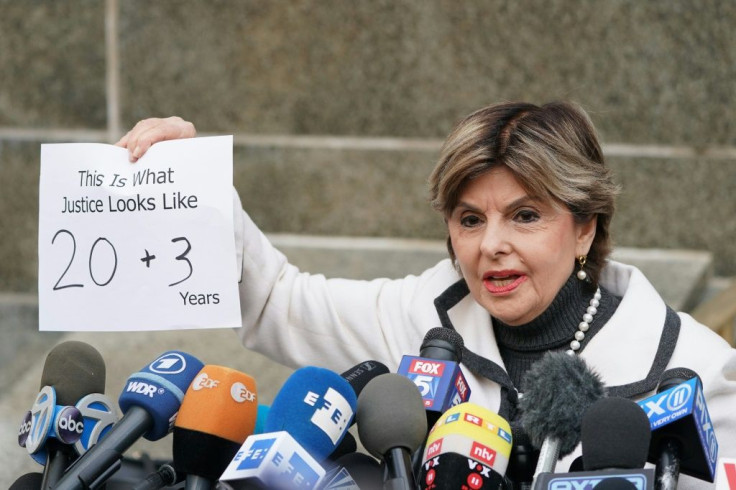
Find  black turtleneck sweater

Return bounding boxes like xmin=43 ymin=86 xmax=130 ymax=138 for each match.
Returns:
xmin=492 ymin=273 xmax=621 ymax=391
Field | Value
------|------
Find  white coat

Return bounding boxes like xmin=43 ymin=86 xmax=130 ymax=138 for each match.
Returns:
xmin=232 ymin=193 xmax=736 ymax=489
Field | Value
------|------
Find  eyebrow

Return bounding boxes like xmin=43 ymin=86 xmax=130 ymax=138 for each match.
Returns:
xmin=455 ymin=195 xmax=537 ymax=214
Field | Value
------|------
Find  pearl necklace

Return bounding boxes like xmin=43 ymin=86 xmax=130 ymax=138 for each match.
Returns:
xmin=565 ymin=287 xmax=601 ymax=356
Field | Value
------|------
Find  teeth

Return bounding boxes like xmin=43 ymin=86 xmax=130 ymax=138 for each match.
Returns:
xmin=491 ymin=278 xmax=514 ymax=287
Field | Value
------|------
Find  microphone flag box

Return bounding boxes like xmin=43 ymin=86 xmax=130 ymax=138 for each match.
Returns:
xmin=533 ymin=469 xmax=655 ymax=490
xmin=397 ymin=356 xmax=471 ymax=412
xmin=715 ymin=457 xmax=736 ymax=490
xmin=636 ymin=376 xmax=718 ymax=481
xmin=220 ymin=431 xmax=326 ymax=489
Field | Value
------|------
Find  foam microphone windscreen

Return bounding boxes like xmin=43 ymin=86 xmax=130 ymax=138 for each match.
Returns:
xmin=356 ymin=373 xmax=428 ymax=458
xmin=173 ymin=365 xmax=259 ymax=481
xmin=264 ymin=366 xmax=357 ymax=461
xmin=118 ymin=350 xmax=205 ymax=441
xmin=40 ymin=341 xmax=106 ymax=405
xmin=520 ymin=351 xmax=604 ymax=457
xmin=582 ymin=397 xmax=651 ymax=471
xmin=340 ymin=360 xmax=389 ymax=397
xmin=8 ymin=473 xmax=43 ymax=490
xmin=420 ymin=327 xmax=465 ymax=362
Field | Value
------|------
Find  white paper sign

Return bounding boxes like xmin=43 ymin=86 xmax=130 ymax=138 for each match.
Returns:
xmin=38 ymin=136 xmax=242 ymax=331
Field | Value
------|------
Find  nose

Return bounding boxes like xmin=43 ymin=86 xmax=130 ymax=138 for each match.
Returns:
xmin=479 ymin=221 xmax=512 ymax=258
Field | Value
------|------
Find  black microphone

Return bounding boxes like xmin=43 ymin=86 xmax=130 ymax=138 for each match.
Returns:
xmin=23 ymin=341 xmax=106 ymax=490
xmin=519 ymin=352 xmax=604 ymax=481
xmin=534 ymin=396 xmax=655 ymax=490
xmin=357 ymin=373 xmax=428 ymax=490
xmin=54 ymin=351 xmax=205 ymax=490
xmin=340 ymin=360 xmax=390 ymax=398
xmin=9 ymin=473 xmax=43 ymax=490
xmin=582 ymin=397 xmax=651 ymax=471
xmin=636 ymin=368 xmax=718 ymax=489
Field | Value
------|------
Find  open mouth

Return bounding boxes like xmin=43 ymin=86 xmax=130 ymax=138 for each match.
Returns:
xmin=483 ymin=274 xmax=526 ymax=293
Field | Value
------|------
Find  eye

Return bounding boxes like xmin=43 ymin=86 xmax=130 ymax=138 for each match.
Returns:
xmin=514 ymin=209 xmax=539 ymax=223
xmin=460 ymin=214 xmax=482 ymax=228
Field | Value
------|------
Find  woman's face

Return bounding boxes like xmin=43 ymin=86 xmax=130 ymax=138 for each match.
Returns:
xmin=448 ymin=166 xmax=597 ymax=326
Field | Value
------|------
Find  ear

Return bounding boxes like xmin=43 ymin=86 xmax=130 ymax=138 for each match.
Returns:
xmin=575 ymin=215 xmax=597 ymax=256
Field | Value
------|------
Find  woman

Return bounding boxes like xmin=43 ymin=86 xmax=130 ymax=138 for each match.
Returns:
xmin=118 ymin=102 xmax=736 ymax=488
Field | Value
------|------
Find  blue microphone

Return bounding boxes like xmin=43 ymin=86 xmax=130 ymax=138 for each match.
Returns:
xmin=264 ymin=366 xmax=358 ymax=462
xmin=637 ymin=368 xmax=718 ymax=488
xmin=54 ymin=351 xmax=204 ymax=490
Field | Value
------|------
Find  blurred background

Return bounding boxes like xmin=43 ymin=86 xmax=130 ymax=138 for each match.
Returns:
xmin=1 ymin=0 xmax=735 ymax=486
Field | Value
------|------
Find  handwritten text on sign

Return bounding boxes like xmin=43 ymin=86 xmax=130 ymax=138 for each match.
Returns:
xmin=38 ymin=136 xmax=241 ymax=331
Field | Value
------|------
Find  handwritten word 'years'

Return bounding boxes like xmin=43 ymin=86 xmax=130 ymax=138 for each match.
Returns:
xmin=79 ymin=168 xmax=175 ymax=188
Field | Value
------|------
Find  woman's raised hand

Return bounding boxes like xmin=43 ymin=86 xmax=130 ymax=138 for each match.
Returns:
xmin=115 ymin=116 xmax=196 ymax=162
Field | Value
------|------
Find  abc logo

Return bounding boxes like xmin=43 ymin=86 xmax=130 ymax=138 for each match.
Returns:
xmin=18 ymin=411 xmax=32 ymax=447
xmin=56 ymin=406 xmax=84 ymax=444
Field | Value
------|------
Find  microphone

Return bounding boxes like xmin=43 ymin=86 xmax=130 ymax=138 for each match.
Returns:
xmin=340 ymin=360 xmax=390 ymax=398
xmin=419 ymin=402 xmax=513 ymax=490
xmin=9 ymin=473 xmax=43 ymax=490
xmin=519 ymin=352 xmax=604 ymax=479
xmin=254 ymin=404 xmax=270 ymax=434
xmin=636 ymin=368 xmax=719 ymax=488
xmin=54 ymin=350 xmax=204 ymax=490
xmin=73 ymin=393 xmax=119 ymax=456
xmin=534 ymin=397 xmax=656 ymax=490
xmin=356 ymin=373 xmax=428 ymax=490
xmin=220 ymin=431 xmax=327 ymax=489
xmin=264 ymin=366 xmax=358 ymax=462
xmin=581 ymin=397 xmax=651 ymax=472
xmin=173 ymin=365 xmax=259 ymax=489
xmin=220 ymin=366 xmax=358 ymax=488
xmin=23 ymin=341 xmax=106 ymax=489
xmin=397 ymin=328 xmax=470 ymax=426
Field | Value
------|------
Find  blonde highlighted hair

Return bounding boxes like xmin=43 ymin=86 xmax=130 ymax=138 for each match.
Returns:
xmin=428 ymin=101 xmax=619 ymax=285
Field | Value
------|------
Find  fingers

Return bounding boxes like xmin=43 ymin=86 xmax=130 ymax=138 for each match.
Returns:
xmin=115 ymin=117 xmax=197 ymax=162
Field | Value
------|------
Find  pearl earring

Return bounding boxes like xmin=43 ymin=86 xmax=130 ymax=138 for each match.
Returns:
xmin=576 ymin=255 xmax=588 ymax=281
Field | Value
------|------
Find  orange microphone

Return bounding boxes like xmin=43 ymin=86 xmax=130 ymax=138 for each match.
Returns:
xmin=173 ymin=365 xmax=258 ymax=489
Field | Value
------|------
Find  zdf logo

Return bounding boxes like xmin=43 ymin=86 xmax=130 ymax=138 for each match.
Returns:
xmin=231 ymin=382 xmax=256 ymax=403
xmin=192 ymin=372 xmax=220 ymax=391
